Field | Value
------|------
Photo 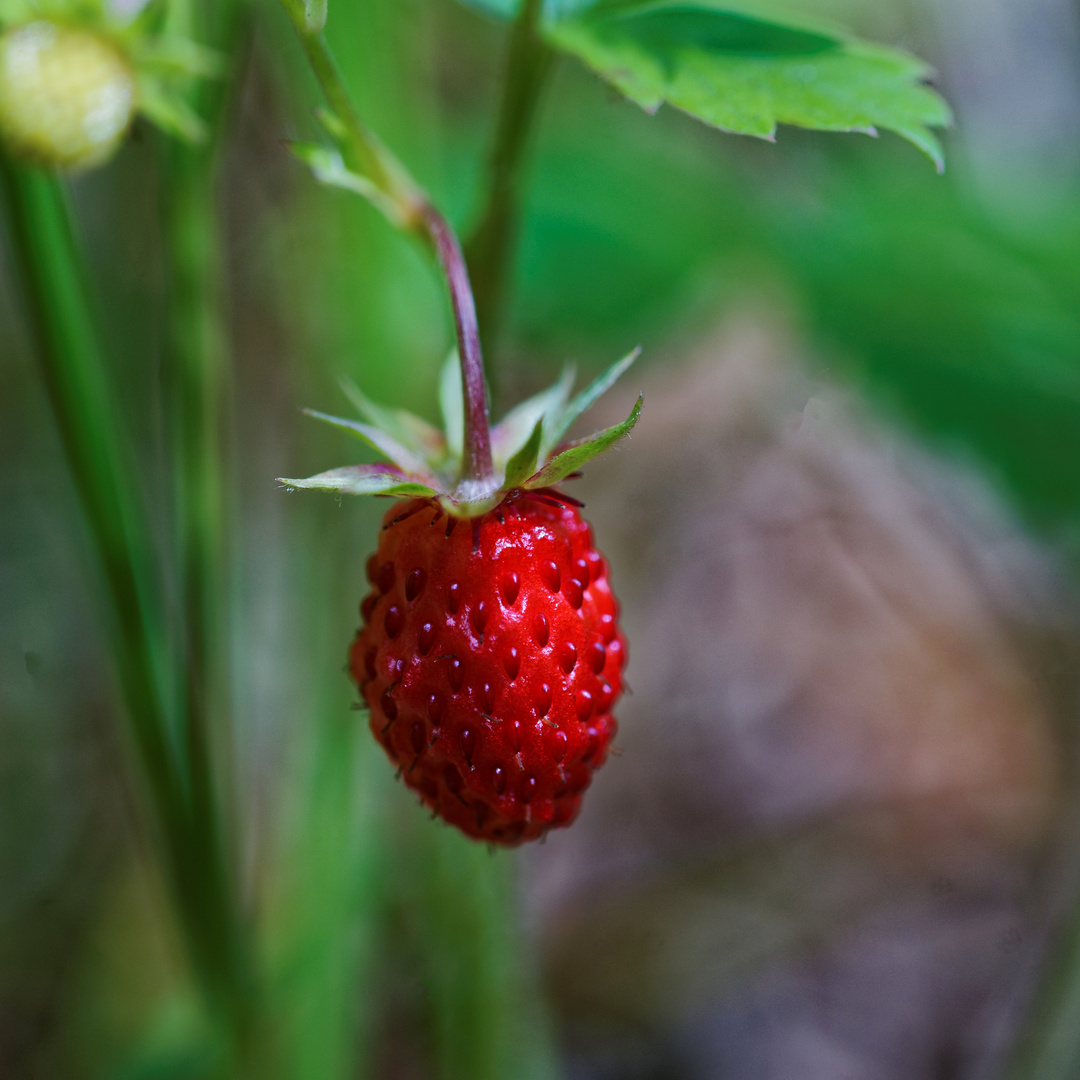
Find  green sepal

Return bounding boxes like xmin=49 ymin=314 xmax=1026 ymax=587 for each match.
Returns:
xmin=541 ymin=346 xmax=640 ymax=458
xmin=503 ymin=418 xmax=545 ymax=488
xmin=438 ymin=350 xmax=465 ymax=464
xmin=526 ymin=393 xmax=643 ymax=488
xmin=304 ymin=409 xmax=436 ymax=482
xmin=278 ymin=465 xmax=436 ymax=498
xmin=340 ymin=377 xmax=448 ymax=472
xmin=491 ymin=364 xmax=575 ymax=467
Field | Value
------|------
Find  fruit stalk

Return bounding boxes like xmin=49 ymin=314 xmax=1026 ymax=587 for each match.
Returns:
xmin=422 ymin=203 xmax=493 ymax=486
xmin=281 ymin=5 xmax=494 ymax=487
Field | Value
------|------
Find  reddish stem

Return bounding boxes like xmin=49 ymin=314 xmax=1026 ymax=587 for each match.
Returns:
xmin=422 ymin=205 xmax=493 ymax=485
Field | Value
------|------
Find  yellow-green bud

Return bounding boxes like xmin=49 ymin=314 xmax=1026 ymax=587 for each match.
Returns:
xmin=0 ymin=21 xmax=135 ymax=170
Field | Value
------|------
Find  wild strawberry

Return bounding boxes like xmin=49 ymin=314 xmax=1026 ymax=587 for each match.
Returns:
xmin=0 ymin=21 xmax=135 ymax=170
xmin=350 ymin=491 xmax=625 ymax=843
xmin=281 ymin=346 xmax=642 ymax=845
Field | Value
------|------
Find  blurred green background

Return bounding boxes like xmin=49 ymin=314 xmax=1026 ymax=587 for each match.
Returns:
xmin=2 ymin=0 xmax=1080 ymax=1075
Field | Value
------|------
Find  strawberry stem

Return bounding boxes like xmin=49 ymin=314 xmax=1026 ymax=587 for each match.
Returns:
xmin=281 ymin=5 xmax=495 ymax=487
xmin=422 ymin=205 xmax=494 ymax=485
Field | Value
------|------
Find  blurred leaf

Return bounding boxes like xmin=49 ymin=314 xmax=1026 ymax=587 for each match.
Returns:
xmin=527 ymin=393 xmax=642 ymax=487
xmin=549 ymin=4 xmax=950 ymax=167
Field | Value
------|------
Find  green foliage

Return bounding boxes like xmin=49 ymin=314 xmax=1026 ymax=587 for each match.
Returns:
xmin=454 ymin=0 xmax=950 ymax=166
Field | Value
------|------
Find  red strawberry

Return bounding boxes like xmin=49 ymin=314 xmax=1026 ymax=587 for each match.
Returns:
xmin=282 ymin=333 xmax=641 ymax=844
xmin=349 ymin=491 xmax=626 ymax=843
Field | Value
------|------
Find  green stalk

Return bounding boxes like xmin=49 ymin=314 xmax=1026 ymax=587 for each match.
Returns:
xmin=281 ymin=11 xmax=494 ymax=485
xmin=162 ymin=137 xmax=257 ymax=1069
xmin=0 ymin=156 xmax=251 ymax=1057
xmin=464 ymin=0 xmax=552 ymax=349
xmin=0 ymin=154 xmax=182 ymax=854
xmin=159 ymin=0 xmax=261 ymax=1062
xmin=164 ymin=133 xmax=228 ymax=917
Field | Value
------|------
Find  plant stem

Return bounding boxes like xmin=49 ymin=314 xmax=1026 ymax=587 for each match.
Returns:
xmin=422 ymin=204 xmax=493 ymax=484
xmin=0 ymin=156 xmax=252 ymax=1053
xmin=464 ymin=0 xmax=551 ymax=349
xmin=281 ymin=11 xmax=494 ymax=484
xmin=0 ymin=153 xmax=181 ymax=849
xmin=161 ymin=0 xmax=260 ymax=1062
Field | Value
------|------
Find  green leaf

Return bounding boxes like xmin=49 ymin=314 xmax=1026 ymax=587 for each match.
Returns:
xmin=547 ymin=2 xmax=951 ymax=168
xmin=277 ymin=466 xmax=436 ymax=497
xmin=340 ymin=378 xmax=448 ymax=471
xmin=526 ymin=393 xmax=643 ymax=488
xmin=303 ymin=409 xmax=435 ymax=480
xmin=490 ymin=364 xmax=576 ymax=466
xmin=542 ymin=346 xmax=639 ymax=457
xmin=503 ymin=418 xmax=545 ymax=488
xmin=438 ymin=350 xmax=465 ymax=464
xmin=588 ymin=0 xmax=841 ymax=55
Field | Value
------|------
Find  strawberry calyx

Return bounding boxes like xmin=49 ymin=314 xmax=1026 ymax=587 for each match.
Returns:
xmin=279 ymin=37 xmax=642 ymax=518
xmin=278 ymin=346 xmax=643 ymax=518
